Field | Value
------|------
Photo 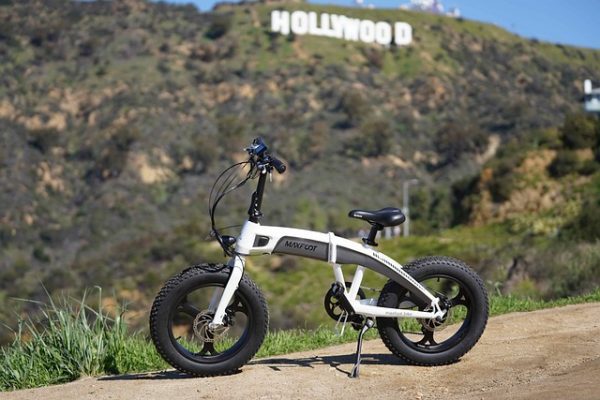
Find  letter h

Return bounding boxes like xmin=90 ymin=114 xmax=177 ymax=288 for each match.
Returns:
xmin=271 ymin=10 xmax=290 ymax=35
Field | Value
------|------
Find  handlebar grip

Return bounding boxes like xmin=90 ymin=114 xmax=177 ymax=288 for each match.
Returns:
xmin=270 ymin=157 xmax=286 ymax=174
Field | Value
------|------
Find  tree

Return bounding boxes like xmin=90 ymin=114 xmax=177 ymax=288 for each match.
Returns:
xmin=339 ymin=89 xmax=369 ymax=127
xmin=548 ymin=150 xmax=579 ymax=178
xmin=216 ymin=115 xmax=246 ymax=152
xmin=435 ymin=122 xmax=487 ymax=166
xmin=346 ymin=117 xmax=393 ymax=158
xmin=205 ymin=13 xmax=233 ymax=40
xmin=560 ymin=113 xmax=597 ymax=149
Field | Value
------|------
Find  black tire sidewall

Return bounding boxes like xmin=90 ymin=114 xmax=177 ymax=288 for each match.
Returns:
xmin=377 ymin=257 xmax=488 ymax=365
xmin=150 ymin=267 xmax=268 ymax=376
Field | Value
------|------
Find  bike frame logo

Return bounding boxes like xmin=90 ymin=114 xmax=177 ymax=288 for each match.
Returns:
xmin=271 ymin=10 xmax=413 ymax=46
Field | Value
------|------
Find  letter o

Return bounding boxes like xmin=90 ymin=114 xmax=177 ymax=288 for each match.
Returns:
xmin=359 ymin=20 xmax=375 ymax=43
xmin=375 ymin=22 xmax=392 ymax=45
xmin=291 ymin=11 xmax=309 ymax=35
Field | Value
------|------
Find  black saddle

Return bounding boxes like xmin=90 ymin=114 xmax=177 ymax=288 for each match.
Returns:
xmin=348 ymin=207 xmax=406 ymax=228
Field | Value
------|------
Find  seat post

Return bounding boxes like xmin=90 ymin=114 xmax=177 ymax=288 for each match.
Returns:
xmin=362 ymin=224 xmax=382 ymax=247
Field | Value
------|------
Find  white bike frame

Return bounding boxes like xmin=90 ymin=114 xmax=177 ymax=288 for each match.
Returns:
xmin=209 ymin=220 xmax=446 ymax=328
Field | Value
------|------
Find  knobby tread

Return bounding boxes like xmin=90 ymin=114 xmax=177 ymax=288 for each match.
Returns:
xmin=377 ymin=256 xmax=489 ymax=366
xmin=149 ymin=263 xmax=269 ymax=377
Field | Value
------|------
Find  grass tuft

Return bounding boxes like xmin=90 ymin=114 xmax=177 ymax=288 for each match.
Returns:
xmin=0 ymin=288 xmax=166 ymax=391
xmin=1 ymin=287 xmax=599 ymax=392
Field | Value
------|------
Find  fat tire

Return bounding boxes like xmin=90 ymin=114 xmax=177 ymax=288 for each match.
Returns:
xmin=150 ymin=263 xmax=269 ymax=376
xmin=376 ymin=256 xmax=488 ymax=366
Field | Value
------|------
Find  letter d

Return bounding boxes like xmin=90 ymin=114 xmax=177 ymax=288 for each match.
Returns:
xmin=394 ymin=22 xmax=412 ymax=46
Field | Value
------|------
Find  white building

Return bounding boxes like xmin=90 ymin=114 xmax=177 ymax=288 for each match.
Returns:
xmin=584 ymin=79 xmax=600 ymax=113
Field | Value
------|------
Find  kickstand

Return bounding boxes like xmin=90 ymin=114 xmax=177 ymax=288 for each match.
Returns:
xmin=349 ymin=318 xmax=374 ymax=378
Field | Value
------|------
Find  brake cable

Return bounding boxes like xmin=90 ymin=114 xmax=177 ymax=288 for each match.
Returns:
xmin=208 ymin=159 xmax=258 ymax=256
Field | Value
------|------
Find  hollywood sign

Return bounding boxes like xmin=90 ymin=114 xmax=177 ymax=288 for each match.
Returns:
xmin=271 ymin=10 xmax=413 ymax=46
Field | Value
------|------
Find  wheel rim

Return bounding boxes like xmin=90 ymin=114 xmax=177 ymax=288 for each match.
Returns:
xmin=395 ymin=274 xmax=473 ymax=354
xmin=167 ymin=283 xmax=253 ymax=363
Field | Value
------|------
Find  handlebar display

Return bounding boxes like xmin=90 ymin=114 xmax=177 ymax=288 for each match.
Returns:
xmin=246 ymin=137 xmax=268 ymax=157
xmin=246 ymin=137 xmax=286 ymax=174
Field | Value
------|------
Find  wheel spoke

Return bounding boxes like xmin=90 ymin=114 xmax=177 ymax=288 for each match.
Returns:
xmin=197 ymin=341 xmax=217 ymax=356
xmin=178 ymin=301 xmax=202 ymax=318
xmin=226 ymin=295 xmax=247 ymax=315
xmin=417 ymin=328 xmax=438 ymax=346
xmin=449 ymin=288 xmax=468 ymax=307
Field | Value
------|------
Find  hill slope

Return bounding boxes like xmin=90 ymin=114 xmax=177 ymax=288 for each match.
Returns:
xmin=1 ymin=0 xmax=600 ymax=338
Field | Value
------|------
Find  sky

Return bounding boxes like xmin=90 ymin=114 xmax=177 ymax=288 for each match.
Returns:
xmin=163 ymin=0 xmax=600 ymax=49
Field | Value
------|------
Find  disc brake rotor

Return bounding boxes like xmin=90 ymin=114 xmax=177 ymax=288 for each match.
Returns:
xmin=193 ymin=310 xmax=229 ymax=342
xmin=418 ymin=305 xmax=452 ymax=332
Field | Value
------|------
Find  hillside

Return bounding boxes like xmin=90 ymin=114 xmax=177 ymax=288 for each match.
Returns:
xmin=1 ymin=0 xmax=600 ymax=340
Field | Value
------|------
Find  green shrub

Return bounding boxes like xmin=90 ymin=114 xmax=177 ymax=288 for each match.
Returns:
xmin=26 ymin=128 xmax=59 ymax=153
xmin=362 ymin=47 xmax=384 ymax=69
xmin=450 ymin=175 xmax=480 ymax=225
xmin=559 ymin=113 xmax=598 ymax=149
xmin=435 ymin=122 xmax=487 ymax=166
xmin=531 ymin=242 xmax=600 ymax=297
xmin=578 ymin=159 xmax=599 ymax=176
xmin=338 ymin=89 xmax=369 ymax=127
xmin=205 ymin=13 xmax=232 ymax=40
xmin=532 ymin=127 xmax=561 ymax=149
xmin=410 ymin=187 xmax=452 ymax=233
xmin=216 ymin=115 xmax=246 ymax=152
xmin=189 ymin=135 xmax=217 ymax=172
xmin=297 ymin=121 xmax=328 ymax=165
xmin=85 ymin=127 xmax=139 ymax=182
xmin=548 ymin=149 xmax=579 ymax=177
xmin=568 ymin=199 xmax=600 ymax=242
xmin=32 ymin=246 xmax=50 ymax=263
xmin=489 ymin=160 xmax=518 ymax=202
xmin=345 ymin=117 xmax=393 ymax=158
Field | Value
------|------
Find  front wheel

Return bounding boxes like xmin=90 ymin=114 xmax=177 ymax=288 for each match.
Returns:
xmin=150 ymin=264 xmax=269 ymax=376
xmin=376 ymin=256 xmax=488 ymax=366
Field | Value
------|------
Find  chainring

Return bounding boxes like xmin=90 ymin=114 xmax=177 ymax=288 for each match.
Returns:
xmin=323 ymin=282 xmax=366 ymax=321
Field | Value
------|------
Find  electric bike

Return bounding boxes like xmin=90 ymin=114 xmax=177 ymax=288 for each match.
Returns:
xmin=150 ymin=138 xmax=489 ymax=378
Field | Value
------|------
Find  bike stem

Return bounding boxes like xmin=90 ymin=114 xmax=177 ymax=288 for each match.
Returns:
xmin=210 ymin=169 xmax=267 ymax=328
xmin=248 ymin=168 xmax=267 ymax=223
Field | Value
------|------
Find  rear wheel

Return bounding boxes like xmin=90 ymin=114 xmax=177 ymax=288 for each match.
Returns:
xmin=150 ymin=264 xmax=269 ymax=376
xmin=376 ymin=256 xmax=488 ymax=365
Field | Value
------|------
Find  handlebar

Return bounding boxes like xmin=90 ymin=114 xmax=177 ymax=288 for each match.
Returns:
xmin=246 ymin=137 xmax=286 ymax=174
xmin=270 ymin=156 xmax=286 ymax=174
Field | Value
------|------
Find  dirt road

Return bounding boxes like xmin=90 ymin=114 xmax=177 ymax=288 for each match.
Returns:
xmin=2 ymin=303 xmax=599 ymax=400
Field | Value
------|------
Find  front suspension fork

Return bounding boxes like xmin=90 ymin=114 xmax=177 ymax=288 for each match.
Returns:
xmin=209 ymin=256 xmax=245 ymax=328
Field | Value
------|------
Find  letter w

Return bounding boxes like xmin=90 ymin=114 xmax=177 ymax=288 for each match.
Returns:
xmin=342 ymin=17 xmax=360 ymax=41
